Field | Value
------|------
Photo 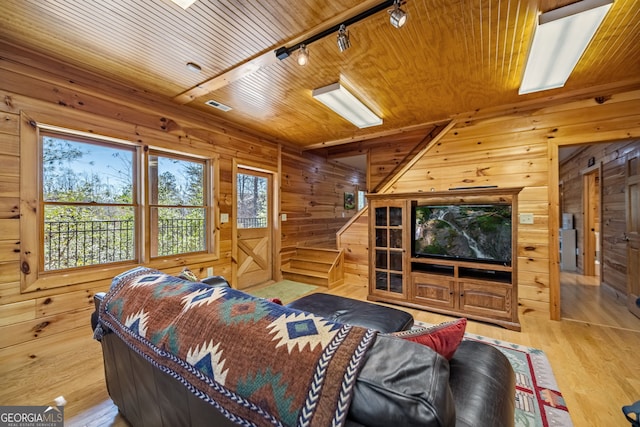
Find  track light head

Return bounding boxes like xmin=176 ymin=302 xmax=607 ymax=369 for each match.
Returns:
xmin=389 ymin=0 xmax=407 ymax=28
xmin=337 ymin=24 xmax=351 ymax=52
xmin=297 ymin=45 xmax=309 ymax=66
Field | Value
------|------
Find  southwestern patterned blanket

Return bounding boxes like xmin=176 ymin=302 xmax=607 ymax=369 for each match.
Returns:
xmin=96 ymin=267 xmax=377 ymax=427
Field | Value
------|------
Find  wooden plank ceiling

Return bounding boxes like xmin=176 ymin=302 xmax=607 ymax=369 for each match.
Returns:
xmin=1 ymin=0 xmax=639 ymax=150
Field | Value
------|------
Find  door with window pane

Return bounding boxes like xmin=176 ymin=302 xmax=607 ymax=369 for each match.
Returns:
xmin=235 ymin=169 xmax=272 ymax=289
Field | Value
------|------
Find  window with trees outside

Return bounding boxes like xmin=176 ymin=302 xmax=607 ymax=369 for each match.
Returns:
xmin=42 ymin=134 xmax=136 ymax=270
xmin=148 ymin=153 xmax=206 ymax=257
xmin=40 ymin=131 xmax=212 ymax=273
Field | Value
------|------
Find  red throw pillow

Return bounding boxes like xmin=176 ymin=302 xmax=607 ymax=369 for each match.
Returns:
xmin=391 ymin=318 xmax=467 ymax=360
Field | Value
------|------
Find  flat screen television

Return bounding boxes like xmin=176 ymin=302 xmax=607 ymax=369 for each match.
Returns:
xmin=412 ymin=203 xmax=512 ymax=266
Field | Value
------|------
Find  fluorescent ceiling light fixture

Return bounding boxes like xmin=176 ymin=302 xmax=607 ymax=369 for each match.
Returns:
xmin=519 ymin=0 xmax=613 ymax=95
xmin=312 ymin=83 xmax=382 ymax=128
xmin=171 ymin=0 xmax=197 ymax=9
xmin=205 ymin=99 xmax=232 ymax=112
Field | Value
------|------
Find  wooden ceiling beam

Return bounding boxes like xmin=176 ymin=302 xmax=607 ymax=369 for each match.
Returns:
xmin=172 ymin=0 xmax=387 ymax=105
xmin=303 ymin=120 xmax=450 ymax=151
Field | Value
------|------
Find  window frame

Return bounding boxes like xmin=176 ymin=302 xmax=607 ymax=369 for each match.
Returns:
xmin=146 ymin=149 xmax=213 ymax=259
xmin=20 ymin=119 xmax=218 ymax=293
xmin=40 ymin=130 xmax=140 ymax=272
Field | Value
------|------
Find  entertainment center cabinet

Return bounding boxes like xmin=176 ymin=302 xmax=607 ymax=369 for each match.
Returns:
xmin=368 ymin=188 xmax=522 ymax=331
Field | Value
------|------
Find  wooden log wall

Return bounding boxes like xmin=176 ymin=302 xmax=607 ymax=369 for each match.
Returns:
xmin=319 ymin=126 xmax=443 ymax=192
xmin=280 ymin=145 xmax=365 ymax=264
xmin=0 ymin=45 xmax=358 ymax=387
xmin=339 ymin=88 xmax=640 ymax=316
xmin=559 ymin=140 xmax=640 ymax=293
xmin=336 ymin=210 xmax=369 ymax=285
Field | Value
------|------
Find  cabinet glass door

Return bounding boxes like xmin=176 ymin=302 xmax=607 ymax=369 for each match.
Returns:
xmin=373 ymin=204 xmax=404 ymax=295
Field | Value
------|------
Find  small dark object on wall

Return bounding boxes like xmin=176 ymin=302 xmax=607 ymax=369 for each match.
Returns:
xmin=344 ymin=192 xmax=355 ymax=209
xmin=588 ymin=157 xmax=596 ymax=167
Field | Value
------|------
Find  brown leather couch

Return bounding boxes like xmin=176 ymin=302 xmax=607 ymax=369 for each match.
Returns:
xmin=92 ymin=277 xmax=515 ymax=427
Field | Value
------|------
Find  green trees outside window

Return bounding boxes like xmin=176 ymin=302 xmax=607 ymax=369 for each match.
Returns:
xmin=42 ymin=133 xmax=210 ymax=271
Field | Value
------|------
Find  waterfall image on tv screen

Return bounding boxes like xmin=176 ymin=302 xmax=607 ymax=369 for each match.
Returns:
xmin=413 ymin=204 xmax=512 ymax=265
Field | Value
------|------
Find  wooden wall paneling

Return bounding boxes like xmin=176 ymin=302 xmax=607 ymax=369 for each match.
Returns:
xmin=0 ymin=197 xmax=19 ymax=219
xmin=0 ymin=261 xmax=20 ymax=285
xmin=392 ymin=168 xmax=549 ymax=194
xmin=0 ymin=218 xmax=19 ymax=240
xmin=280 ymin=146 xmax=365 ymax=251
xmin=368 ymin=140 xmax=420 ymax=191
xmin=0 ymin=133 xmax=19 ymax=156
xmin=0 ymin=241 xmax=20 ymax=263
xmin=35 ymin=287 xmax=110 ymax=318
xmin=337 ymin=212 xmax=369 ymax=282
xmin=452 ymin=92 xmax=640 ymax=140
xmin=0 ymin=177 xmax=19 ymax=198
xmin=0 ymin=154 xmax=19 ymax=180
xmin=428 ymin=132 xmax=550 ymax=161
xmin=0 ymin=299 xmax=35 ymax=327
xmin=0 ymin=111 xmax=20 ymax=134
xmin=0 ymin=325 xmax=94 ymax=381
xmin=0 ymin=306 xmax=91 ymax=349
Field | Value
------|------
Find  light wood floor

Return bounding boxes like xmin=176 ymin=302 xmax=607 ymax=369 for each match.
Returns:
xmin=1 ymin=280 xmax=638 ymax=427
xmin=561 ymin=271 xmax=640 ymax=332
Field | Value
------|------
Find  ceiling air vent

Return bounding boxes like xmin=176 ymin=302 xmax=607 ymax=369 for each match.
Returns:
xmin=205 ymin=99 xmax=232 ymax=112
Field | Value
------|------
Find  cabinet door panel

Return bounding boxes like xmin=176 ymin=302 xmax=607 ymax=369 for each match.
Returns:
xmin=459 ymin=280 xmax=512 ymax=319
xmin=412 ymin=273 xmax=456 ymax=309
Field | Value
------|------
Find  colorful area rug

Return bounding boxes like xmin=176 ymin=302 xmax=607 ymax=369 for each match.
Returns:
xmin=415 ymin=322 xmax=572 ymax=427
xmin=464 ymin=333 xmax=573 ymax=427
xmin=246 ymin=280 xmax=319 ymax=304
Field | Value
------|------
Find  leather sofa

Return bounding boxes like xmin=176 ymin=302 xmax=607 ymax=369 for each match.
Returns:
xmin=92 ymin=275 xmax=515 ymax=427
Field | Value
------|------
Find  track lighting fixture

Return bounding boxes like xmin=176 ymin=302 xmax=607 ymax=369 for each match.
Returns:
xmin=297 ymin=45 xmax=309 ymax=66
xmin=336 ymin=24 xmax=351 ymax=52
xmin=389 ymin=0 xmax=407 ymax=28
xmin=275 ymin=0 xmax=406 ymax=62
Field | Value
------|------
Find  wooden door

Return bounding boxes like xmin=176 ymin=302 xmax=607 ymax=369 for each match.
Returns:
xmin=582 ymin=168 xmax=601 ymax=277
xmin=626 ymin=155 xmax=640 ymax=318
xmin=235 ymin=169 xmax=272 ymax=289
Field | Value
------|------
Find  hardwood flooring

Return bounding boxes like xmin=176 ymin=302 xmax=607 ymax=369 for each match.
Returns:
xmin=0 ymin=279 xmax=638 ymax=427
xmin=561 ymin=271 xmax=640 ymax=332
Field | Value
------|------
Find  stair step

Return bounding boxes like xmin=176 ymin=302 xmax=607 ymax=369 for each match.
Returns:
xmin=289 ymin=254 xmax=334 ymax=264
xmin=281 ymin=246 xmax=344 ymax=288
xmin=282 ymin=269 xmax=330 ymax=287
xmin=295 ymin=248 xmax=340 ymax=262
xmin=282 ymin=266 xmax=329 ymax=279
xmin=290 ymin=257 xmax=333 ymax=272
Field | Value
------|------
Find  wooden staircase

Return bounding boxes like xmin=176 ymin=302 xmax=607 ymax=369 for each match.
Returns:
xmin=281 ymin=246 xmax=345 ymax=288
